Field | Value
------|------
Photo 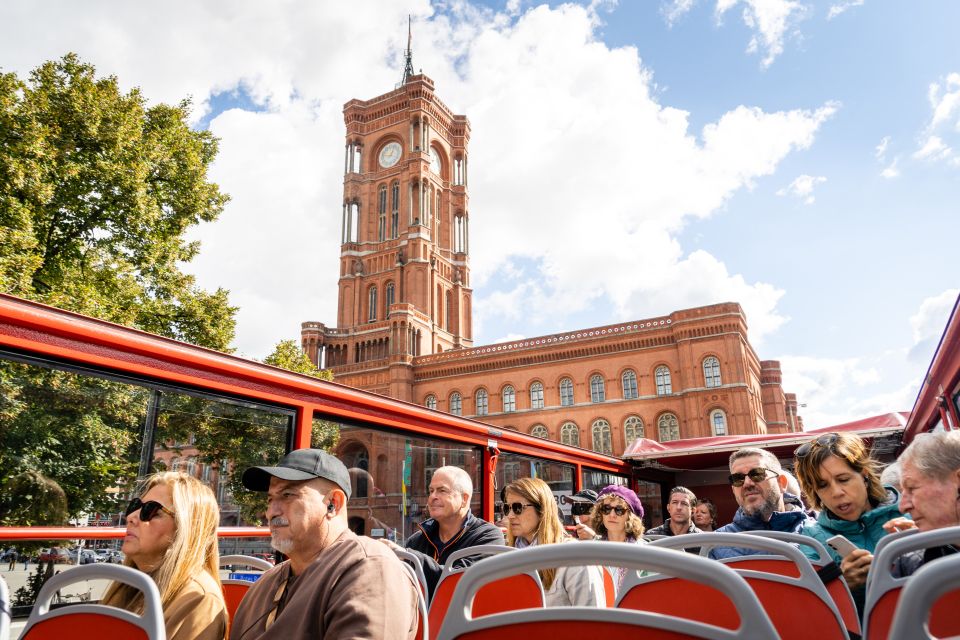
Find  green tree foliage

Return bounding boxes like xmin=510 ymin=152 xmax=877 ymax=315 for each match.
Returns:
xmin=0 ymin=54 xmax=237 ymax=526
xmin=263 ymin=340 xmax=339 ymax=450
xmin=0 ymin=53 xmax=235 ymax=348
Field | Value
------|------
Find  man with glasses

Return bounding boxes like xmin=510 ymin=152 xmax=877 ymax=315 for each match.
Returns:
xmin=381 ymin=466 xmax=504 ymax=598
xmin=230 ymin=449 xmax=418 ymax=640
xmin=647 ymin=486 xmax=703 ymax=537
xmin=571 ymin=489 xmax=600 ymax=539
xmin=709 ymin=447 xmax=814 ymax=560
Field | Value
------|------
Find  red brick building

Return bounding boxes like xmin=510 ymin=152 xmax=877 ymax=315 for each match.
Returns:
xmin=302 ymin=69 xmax=801 ymax=458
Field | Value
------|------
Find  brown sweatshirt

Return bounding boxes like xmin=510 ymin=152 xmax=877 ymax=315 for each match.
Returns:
xmin=230 ymin=530 xmax=417 ymax=640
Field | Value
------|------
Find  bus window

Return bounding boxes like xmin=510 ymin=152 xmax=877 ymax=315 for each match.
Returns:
xmin=316 ymin=416 xmax=483 ymax=543
xmin=492 ymin=452 xmax=574 ymax=524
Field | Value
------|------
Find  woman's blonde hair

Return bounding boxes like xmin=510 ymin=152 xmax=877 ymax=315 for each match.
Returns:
xmin=102 ymin=472 xmax=223 ymax=613
xmin=503 ymin=476 xmax=567 ymax=589
xmin=589 ymin=495 xmax=645 ymax=538
xmin=793 ymin=432 xmax=886 ymax=512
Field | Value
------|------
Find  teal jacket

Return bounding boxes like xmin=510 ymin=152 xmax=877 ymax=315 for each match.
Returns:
xmin=799 ymin=486 xmax=901 ymax=564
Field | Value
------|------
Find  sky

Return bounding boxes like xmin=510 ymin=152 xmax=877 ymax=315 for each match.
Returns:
xmin=1 ymin=0 xmax=957 ymax=430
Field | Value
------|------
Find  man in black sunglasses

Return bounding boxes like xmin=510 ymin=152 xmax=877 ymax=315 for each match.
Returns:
xmin=709 ymin=447 xmax=814 ymax=560
xmin=230 ymin=449 xmax=418 ymax=640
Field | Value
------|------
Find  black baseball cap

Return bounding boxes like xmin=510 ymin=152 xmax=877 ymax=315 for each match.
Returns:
xmin=242 ymin=449 xmax=352 ymax=499
xmin=570 ymin=489 xmax=598 ymax=503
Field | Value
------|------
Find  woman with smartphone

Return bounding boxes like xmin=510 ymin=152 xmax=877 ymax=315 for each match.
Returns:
xmin=502 ymin=477 xmax=605 ymax=607
xmin=793 ymin=432 xmax=901 ymax=616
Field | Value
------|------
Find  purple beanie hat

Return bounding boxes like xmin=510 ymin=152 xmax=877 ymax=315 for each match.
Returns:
xmin=597 ymin=485 xmax=644 ymax=519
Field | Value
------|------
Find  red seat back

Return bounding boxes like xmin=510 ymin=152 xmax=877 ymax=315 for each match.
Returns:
xmin=617 ymin=576 xmax=741 ymax=630
xmin=601 ymin=568 xmax=615 ymax=607
xmin=22 ymin=612 xmax=150 ymax=640
xmin=429 ymin=571 xmax=543 ymax=640
xmin=222 ymin=582 xmax=253 ymax=627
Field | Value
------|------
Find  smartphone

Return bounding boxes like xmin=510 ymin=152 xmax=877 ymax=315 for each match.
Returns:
xmin=825 ymin=534 xmax=858 ymax=558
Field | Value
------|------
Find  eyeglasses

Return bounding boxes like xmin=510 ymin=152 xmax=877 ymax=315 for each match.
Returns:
xmin=506 ymin=502 xmax=537 ymax=516
xmin=794 ymin=433 xmax=839 ymax=459
xmin=728 ymin=467 xmax=779 ymax=487
xmin=599 ymin=504 xmax=627 ymax=516
xmin=124 ymin=497 xmax=175 ymax=522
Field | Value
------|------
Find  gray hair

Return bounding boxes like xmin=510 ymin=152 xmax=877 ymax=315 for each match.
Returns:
xmin=729 ymin=447 xmax=782 ymax=472
xmin=880 ymin=460 xmax=902 ymax=491
xmin=899 ymin=431 xmax=960 ymax=480
xmin=434 ymin=465 xmax=473 ymax=497
xmin=780 ymin=469 xmax=803 ymax=498
xmin=669 ymin=486 xmax=697 ymax=503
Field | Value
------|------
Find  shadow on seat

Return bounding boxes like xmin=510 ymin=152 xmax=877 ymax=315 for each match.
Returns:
xmin=20 ymin=564 xmax=164 ymax=640
xmin=437 ymin=541 xmax=778 ymax=640
xmin=428 ymin=545 xmax=543 ymax=640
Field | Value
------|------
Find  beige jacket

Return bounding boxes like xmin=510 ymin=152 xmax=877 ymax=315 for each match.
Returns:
xmin=164 ymin=570 xmax=228 ymax=640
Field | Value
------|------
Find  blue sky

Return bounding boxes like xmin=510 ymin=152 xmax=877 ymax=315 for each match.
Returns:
xmin=1 ymin=0 xmax=957 ymax=428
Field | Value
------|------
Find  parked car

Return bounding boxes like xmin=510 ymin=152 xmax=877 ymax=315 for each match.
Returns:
xmin=95 ymin=549 xmax=124 ymax=564
xmin=39 ymin=547 xmax=69 ymax=563
xmin=66 ymin=548 xmax=100 ymax=564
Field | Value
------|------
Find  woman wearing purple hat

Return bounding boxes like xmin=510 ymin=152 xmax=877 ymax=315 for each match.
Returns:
xmin=589 ymin=485 xmax=647 ymax=595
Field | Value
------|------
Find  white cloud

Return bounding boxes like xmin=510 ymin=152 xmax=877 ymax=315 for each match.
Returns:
xmin=880 ymin=158 xmax=900 ymax=179
xmin=776 ymin=174 xmax=826 ymax=204
xmin=662 ymin=0 xmax=698 ymax=25
xmin=827 ymin=0 xmax=864 ymax=20
xmin=908 ymin=288 xmax=959 ymax=362
xmin=913 ymin=135 xmax=952 ymax=161
xmin=874 ymin=136 xmax=890 ymax=161
xmin=0 ymin=1 xmax=835 ymax=358
xmin=715 ymin=0 xmax=807 ymax=67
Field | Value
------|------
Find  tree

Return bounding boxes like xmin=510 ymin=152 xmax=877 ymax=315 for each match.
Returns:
xmin=0 ymin=54 xmax=237 ymax=525
xmin=0 ymin=53 xmax=236 ymax=348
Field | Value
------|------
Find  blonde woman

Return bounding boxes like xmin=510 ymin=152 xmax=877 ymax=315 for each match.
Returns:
xmin=503 ymin=477 xmax=605 ymax=607
xmin=102 ymin=472 xmax=227 ymax=640
xmin=589 ymin=485 xmax=647 ymax=594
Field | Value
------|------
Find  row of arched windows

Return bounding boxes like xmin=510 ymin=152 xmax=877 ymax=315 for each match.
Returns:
xmin=420 ymin=358 xmax=722 ymax=412
xmin=366 ymin=282 xmax=397 ymax=323
xmin=522 ymin=410 xmax=727 ymax=454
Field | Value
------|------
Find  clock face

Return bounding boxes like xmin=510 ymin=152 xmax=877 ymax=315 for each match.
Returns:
xmin=379 ymin=142 xmax=402 ymax=169
xmin=430 ymin=148 xmax=442 ymax=175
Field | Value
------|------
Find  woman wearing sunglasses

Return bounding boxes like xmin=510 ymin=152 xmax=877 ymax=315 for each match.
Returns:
xmin=588 ymin=485 xmax=646 ymax=594
xmin=794 ymin=432 xmax=901 ymax=615
xmin=102 ymin=472 xmax=228 ymax=640
xmin=503 ymin=477 xmax=605 ymax=607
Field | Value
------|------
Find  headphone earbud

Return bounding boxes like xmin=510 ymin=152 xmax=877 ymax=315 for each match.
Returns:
xmin=327 ymin=502 xmax=335 ymax=514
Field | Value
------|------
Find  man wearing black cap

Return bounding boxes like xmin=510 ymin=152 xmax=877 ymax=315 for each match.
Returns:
xmin=229 ymin=449 xmax=418 ymax=640
xmin=570 ymin=489 xmax=600 ymax=540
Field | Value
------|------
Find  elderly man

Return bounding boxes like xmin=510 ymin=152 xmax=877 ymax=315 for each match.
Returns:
xmin=887 ymin=430 xmax=960 ymax=575
xmin=382 ymin=465 xmax=504 ymax=598
xmin=709 ymin=447 xmax=814 ymax=559
xmin=647 ymin=486 xmax=703 ymax=536
xmin=230 ymin=449 xmax=418 ymax=640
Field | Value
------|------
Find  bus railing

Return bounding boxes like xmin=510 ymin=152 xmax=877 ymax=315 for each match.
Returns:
xmin=0 ymin=527 xmax=271 ymax=541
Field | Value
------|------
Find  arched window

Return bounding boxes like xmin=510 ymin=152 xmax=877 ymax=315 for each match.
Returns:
xmin=703 ymin=356 xmax=722 ymax=388
xmin=560 ymin=378 xmax=574 ymax=406
xmin=655 ymin=366 xmax=672 ymax=396
xmin=378 ymin=185 xmax=387 ymax=241
xmin=711 ymin=409 xmax=727 ymax=436
xmin=591 ymin=419 xmax=612 ymax=454
xmin=475 ymin=389 xmax=488 ymax=416
xmin=590 ymin=374 xmax=605 ymax=403
xmin=424 ymin=395 xmax=436 ymax=410
xmin=390 ymin=181 xmax=400 ymax=239
xmin=385 ymin=282 xmax=395 ymax=316
xmin=367 ymin=286 xmax=377 ymax=322
xmin=621 ymin=370 xmax=638 ymax=399
xmin=529 ymin=382 xmax=544 ymax=409
xmin=502 ymin=385 xmax=516 ymax=412
xmin=658 ymin=413 xmax=680 ymax=442
xmin=531 ymin=424 xmax=548 ymax=439
xmin=560 ymin=422 xmax=580 ymax=447
xmin=624 ymin=416 xmax=644 ymax=444
xmin=449 ymin=392 xmax=462 ymax=416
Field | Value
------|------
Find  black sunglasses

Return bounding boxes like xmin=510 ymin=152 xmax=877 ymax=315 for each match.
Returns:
xmin=505 ymin=502 xmax=538 ymax=516
xmin=794 ymin=433 xmax=839 ymax=459
xmin=570 ymin=502 xmax=594 ymax=516
xmin=728 ymin=467 xmax=779 ymax=487
xmin=599 ymin=504 xmax=627 ymax=516
xmin=124 ymin=497 xmax=175 ymax=522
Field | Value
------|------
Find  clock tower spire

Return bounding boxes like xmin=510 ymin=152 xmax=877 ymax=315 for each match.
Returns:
xmin=402 ymin=15 xmax=415 ymax=84
xmin=301 ymin=68 xmax=472 ymax=400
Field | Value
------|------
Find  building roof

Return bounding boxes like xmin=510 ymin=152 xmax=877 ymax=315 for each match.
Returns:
xmin=623 ymin=411 xmax=908 ymax=470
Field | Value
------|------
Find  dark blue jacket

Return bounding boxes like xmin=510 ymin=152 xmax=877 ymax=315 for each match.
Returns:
xmin=708 ymin=494 xmax=814 ymax=560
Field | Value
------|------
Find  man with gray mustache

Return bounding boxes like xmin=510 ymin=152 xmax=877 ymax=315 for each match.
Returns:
xmin=709 ymin=447 xmax=814 ymax=559
xmin=230 ymin=449 xmax=418 ymax=639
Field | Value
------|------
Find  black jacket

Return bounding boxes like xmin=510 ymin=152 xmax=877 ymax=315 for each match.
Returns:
xmin=403 ymin=511 xmax=505 ymax=598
